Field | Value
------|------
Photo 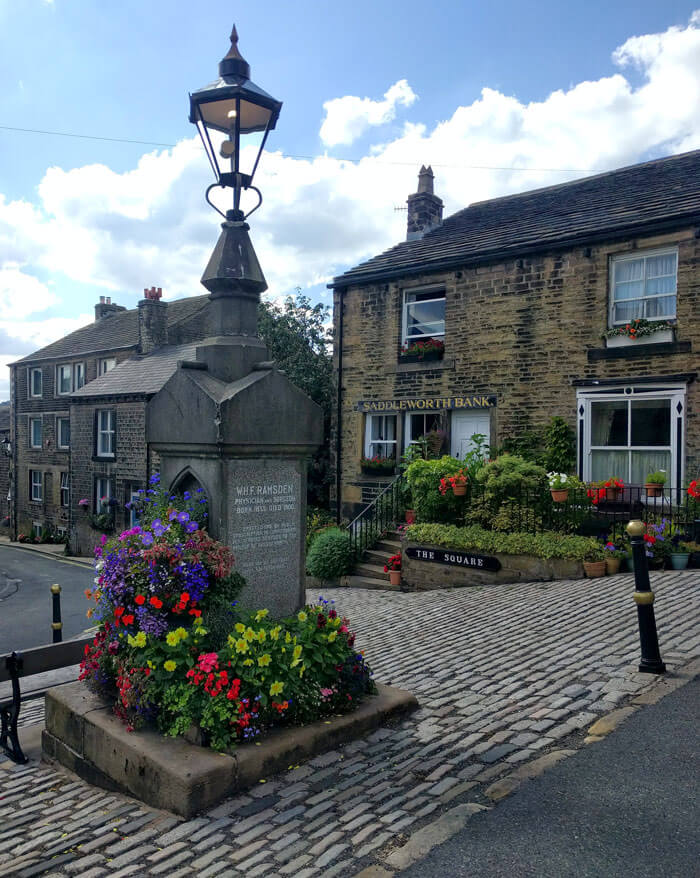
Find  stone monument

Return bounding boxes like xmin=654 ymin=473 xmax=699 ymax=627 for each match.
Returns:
xmin=147 ymin=30 xmax=322 ymax=617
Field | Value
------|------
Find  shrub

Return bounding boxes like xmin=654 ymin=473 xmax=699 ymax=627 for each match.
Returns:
xmin=306 ymin=506 xmax=336 ymax=551
xmin=544 ymin=417 xmax=576 ymax=473
xmin=306 ymin=527 xmax=354 ymax=580
xmin=405 ymin=455 xmax=464 ymax=523
xmin=406 ymin=522 xmax=602 ymax=562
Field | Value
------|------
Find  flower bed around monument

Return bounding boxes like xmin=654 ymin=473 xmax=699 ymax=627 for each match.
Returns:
xmin=80 ymin=476 xmax=376 ymax=751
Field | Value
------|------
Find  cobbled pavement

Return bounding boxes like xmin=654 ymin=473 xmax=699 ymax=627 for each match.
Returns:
xmin=1 ymin=571 xmax=698 ymax=877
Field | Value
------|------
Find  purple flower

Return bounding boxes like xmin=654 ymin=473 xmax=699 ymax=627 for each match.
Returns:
xmin=149 ymin=473 xmax=160 ymax=485
xmin=185 ymin=521 xmax=198 ymax=533
xmin=177 ymin=511 xmax=190 ymax=524
xmin=141 ymin=532 xmax=154 ymax=547
xmin=168 ymin=510 xmax=178 ymax=521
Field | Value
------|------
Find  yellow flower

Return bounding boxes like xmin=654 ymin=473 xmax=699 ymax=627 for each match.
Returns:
xmin=258 ymin=653 xmax=272 ymax=667
xmin=244 ymin=627 xmax=256 ymax=642
xmin=292 ymin=645 xmax=303 ymax=660
xmin=243 ymin=658 xmax=254 ymax=666
xmin=235 ymin=638 xmax=248 ymax=654
xmin=255 ymin=609 xmax=269 ymax=622
xmin=175 ymin=627 xmax=188 ymax=641
xmin=227 ymin=634 xmax=236 ymax=648
xmin=166 ymin=632 xmax=179 ymax=647
xmin=147 ymin=660 xmax=155 ymax=669
xmin=298 ymin=664 xmax=306 ymax=678
xmin=269 ymin=681 xmax=284 ymax=696
xmin=193 ymin=616 xmax=204 ymax=628
xmin=135 ymin=631 xmax=147 ymax=647
xmin=164 ymin=660 xmax=177 ymax=672
xmin=257 ymin=629 xmax=267 ymax=643
xmin=270 ymin=626 xmax=281 ymax=640
xmin=285 ymin=632 xmax=292 ymax=644
xmin=327 ymin=631 xmax=337 ymax=643
xmin=127 ymin=634 xmax=137 ymax=647
xmin=297 ymin=611 xmax=308 ymax=623
xmin=235 ymin=622 xmax=246 ymax=634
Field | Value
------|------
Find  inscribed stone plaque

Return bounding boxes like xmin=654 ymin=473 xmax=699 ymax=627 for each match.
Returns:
xmin=226 ymin=458 xmax=303 ymax=617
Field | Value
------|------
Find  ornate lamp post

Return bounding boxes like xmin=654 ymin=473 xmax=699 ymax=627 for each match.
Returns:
xmin=189 ymin=25 xmax=282 ymax=223
xmin=626 ymin=519 xmax=666 ymax=674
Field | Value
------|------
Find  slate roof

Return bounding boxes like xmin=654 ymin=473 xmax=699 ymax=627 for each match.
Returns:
xmin=333 ymin=149 xmax=700 ymax=287
xmin=71 ymin=343 xmax=198 ymax=398
xmin=15 ymin=295 xmax=209 ymax=364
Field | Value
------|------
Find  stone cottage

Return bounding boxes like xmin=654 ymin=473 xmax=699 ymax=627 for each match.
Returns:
xmin=330 ymin=151 xmax=700 ymax=522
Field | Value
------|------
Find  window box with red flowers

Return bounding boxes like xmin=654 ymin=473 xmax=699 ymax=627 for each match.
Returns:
xmin=360 ymin=455 xmax=396 ymax=476
xmin=399 ymin=337 xmax=445 ymax=362
xmin=602 ymin=319 xmax=674 ymax=348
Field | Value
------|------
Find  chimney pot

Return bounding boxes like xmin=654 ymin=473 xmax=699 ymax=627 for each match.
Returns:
xmin=406 ymin=165 xmax=443 ymax=241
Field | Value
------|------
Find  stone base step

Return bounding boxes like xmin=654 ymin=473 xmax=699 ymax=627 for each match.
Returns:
xmin=375 ymin=538 xmax=401 ymax=554
xmin=354 ymin=561 xmax=389 ymax=580
xmin=343 ymin=575 xmax=400 ymax=591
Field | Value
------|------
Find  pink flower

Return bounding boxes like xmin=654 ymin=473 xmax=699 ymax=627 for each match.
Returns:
xmin=197 ymin=652 xmax=219 ymax=673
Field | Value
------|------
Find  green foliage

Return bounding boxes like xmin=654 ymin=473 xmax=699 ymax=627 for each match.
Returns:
xmin=646 ymin=470 xmax=667 ymax=484
xmin=491 ymin=502 xmax=543 ymax=533
xmin=406 ymin=523 xmax=603 ymax=562
xmin=306 ymin=506 xmax=337 ymax=552
xmin=476 ymin=455 xmax=548 ymax=496
xmin=544 ymin=417 xmax=576 ymax=473
xmin=306 ymin=527 xmax=355 ymax=579
xmin=497 ymin=430 xmax=545 ymax=466
xmin=405 ymin=455 xmax=464 ymax=523
xmin=258 ymin=293 xmax=333 ymax=506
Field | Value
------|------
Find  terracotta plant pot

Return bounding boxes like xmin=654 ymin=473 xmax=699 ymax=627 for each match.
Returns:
xmin=644 ymin=483 xmax=664 ymax=497
xmin=605 ymin=557 xmax=621 ymax=575
xmin=389 ymin=570 xmax=401 ymax=587
xmin=605 ymin=487 xmax=621 ymax=501
xmin=583 ymin=560 xmax=606 ymax=578
xmin=405 ymin=509 xmax=416 ymax=524
xmin=550 ymin=489 xmax=569 ymax=503
xmin=452 ymin=484 xmax=467 ymax=497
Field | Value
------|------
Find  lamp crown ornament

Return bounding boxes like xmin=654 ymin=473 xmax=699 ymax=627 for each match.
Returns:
xmin=220 ymin=24 xmax=251 ymax=80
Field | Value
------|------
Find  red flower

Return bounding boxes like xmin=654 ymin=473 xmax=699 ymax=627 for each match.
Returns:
xmin=134 ymin=594 xmax=146 ymax=606
xmin=149 ymin=596 xmax=163 ymax=609
xmin=114 ymin=607 xmax=124 ymax=617
xmin=180 ymin=592 xmax=190 ymax=603
xmin=122 ymin=614 xmax=135 ymax=626
xmin=689 ymin=480 xmax=699 ymax=499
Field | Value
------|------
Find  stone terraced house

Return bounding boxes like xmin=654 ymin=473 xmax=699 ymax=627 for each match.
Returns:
xmin=8 ymin=288 xmax=214 ymax=554
xmin=330 ymin=150 xmax=700 ymax=522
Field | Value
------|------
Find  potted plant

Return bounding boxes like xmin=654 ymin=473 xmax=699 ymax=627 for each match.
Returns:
xmin=439 ymin=468 xmax=468 ymax=497
xmin=384 ymin=553 xmax=402 ymax=586
xmin=603 ymin=477 xmax=624 ymax=501
xmin=669 ymin=536 xmax=691 ymax=570
xmin=644 ymin=470 xmax=666 ymax=498
xmin=548 ymin=472 xmax=570 ymax=503
xmin=399 ymin=337 xmax=445 ymax=363
xmin=602 ymin=541 xmax=626 ymax=574
xmin=360 ymin=455 xmax=396 ymax=476
xmin=583 ymin=546 xmax=607 ymax=578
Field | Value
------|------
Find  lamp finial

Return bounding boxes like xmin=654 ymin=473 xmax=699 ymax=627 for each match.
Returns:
xmin=220 ymin=23 xmax=250 ymax=79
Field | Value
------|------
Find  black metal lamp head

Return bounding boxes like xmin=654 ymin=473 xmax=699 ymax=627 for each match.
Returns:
xmin=189 ymin=25 xmax=282 ymax=220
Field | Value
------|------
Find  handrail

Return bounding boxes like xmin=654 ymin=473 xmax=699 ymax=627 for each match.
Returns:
xmin=347 ymin=473 xmax=405 ymax=557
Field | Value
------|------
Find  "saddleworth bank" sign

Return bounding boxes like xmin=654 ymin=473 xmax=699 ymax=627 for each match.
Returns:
xmin=355 ymin=395 xmax=497 ymax=413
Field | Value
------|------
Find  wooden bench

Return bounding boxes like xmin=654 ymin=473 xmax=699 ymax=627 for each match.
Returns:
xmin=0 ymin=635 xmax=93 ymax=764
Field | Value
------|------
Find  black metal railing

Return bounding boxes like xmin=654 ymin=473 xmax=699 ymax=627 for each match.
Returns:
xmin=444 ymin=482 xmax=700 ymax=544
xmin=347 ymin=474 xmax=405 ymax=557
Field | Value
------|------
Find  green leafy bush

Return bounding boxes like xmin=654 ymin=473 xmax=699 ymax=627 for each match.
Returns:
xmin=405 ymin=455 xmax=464 ymax=523
xmin=406 ymin=522 xmax=601 ymax=562
xmin=306 ymin=506 xmax=336 ymax=551
xmin=306 ymin=527 xmax=355 ymax=579
xmin=544 ymin=417 xmax=576 ymax=473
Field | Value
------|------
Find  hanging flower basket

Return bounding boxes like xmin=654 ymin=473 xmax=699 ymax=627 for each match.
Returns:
xmin=644 ymin=483 xmax=664 ymax=498
xmin=452 ymin=484 xmax=467 ymax=496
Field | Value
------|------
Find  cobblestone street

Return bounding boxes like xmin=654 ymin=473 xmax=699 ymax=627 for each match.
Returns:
xmin=1 ymin=570 xmax=698 ymax=877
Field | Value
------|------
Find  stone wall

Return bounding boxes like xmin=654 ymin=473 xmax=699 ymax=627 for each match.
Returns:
xmin=70 ymin=398 xmax=148 ymax=555
xmin=333 ymin=227 xmax=700 ymax=520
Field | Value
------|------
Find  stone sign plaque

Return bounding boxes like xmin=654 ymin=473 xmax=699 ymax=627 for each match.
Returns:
xmin=405 ymin=546 xmax=501 ymax=571
xmin=226 ymin=458 xmax=303 ymax=616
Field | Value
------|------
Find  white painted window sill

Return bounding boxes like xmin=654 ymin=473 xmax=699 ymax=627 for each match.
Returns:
xmin=605 ymin=329 xmax=674 ymax=348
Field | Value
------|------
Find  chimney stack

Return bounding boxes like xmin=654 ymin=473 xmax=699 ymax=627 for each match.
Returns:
xmin=138 ymin=286 xmax=168 ymax=354
xmin=406 ymin=165 xmax=443 ymax=241
xmin=94 ymin=296 xmax=126 ymax=321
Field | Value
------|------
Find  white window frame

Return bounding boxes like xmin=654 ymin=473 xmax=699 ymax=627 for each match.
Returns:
xmin=74 ymin=362 xmax=85 ymax=390
xmin=29 ymin=417 xmax=42 ymax=449
xmin=402 ymin=285 xmax=446 ymax=346
xmin=98 ymin=357 xmax=116 ymax=376
xmin=32 ymin=521 xmax=43 ymax=538
xmin=403 ymin=412 xmax=443 ymax=451
xmin=577 ymin=383 xmax=686 ymax=499
xmin=56 ymin=364 xmax=73 ymax=396
xmin=609 ymin=247 xmax=677 ymax=327
xmin=29 ymin=368 xmax=43 ymax=398
xmin=96 ymin=477 xmax=112 ymax=513
xmin=30 ymin=470 xmax=43 ymax=502
xmin=57 ymin=417 xmax=70 ymax=450
xmin=96 ymin=410 xmax=115 ymax=458
xmin=364 ymin=414 xmax=397 ymax=460
xmin=60 ymin=471 xmax=69 ymax=508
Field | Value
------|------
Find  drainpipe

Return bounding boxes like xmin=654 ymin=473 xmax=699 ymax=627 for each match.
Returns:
xmin=335 ymin=288 xmax=345 ymax=524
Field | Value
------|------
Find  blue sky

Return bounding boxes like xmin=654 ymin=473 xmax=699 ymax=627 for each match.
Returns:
xmin=1 ymin=0 xmax=699 ymax=396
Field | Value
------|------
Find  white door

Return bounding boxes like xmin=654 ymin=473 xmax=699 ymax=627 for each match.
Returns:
xmin=450 ymin=411 xmax=490 ymax=460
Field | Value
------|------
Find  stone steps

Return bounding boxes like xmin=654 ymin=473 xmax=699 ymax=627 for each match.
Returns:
xmin=354 ymin=561 xmax=389 ymax=580
xmin=344 ymin=574 xmax=401 ymax=591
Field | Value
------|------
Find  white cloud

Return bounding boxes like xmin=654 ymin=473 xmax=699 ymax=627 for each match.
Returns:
xmin=0 ymin=11 xmax=699 ymax=398
xmin=319 ymin=79 xmax=417 ymax=147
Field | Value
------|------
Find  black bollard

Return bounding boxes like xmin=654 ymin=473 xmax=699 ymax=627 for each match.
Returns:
xmin=51 ymin=583 xmax=63 ymax=644
xmin=626 ymin=520 xmax=665 ymax=674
